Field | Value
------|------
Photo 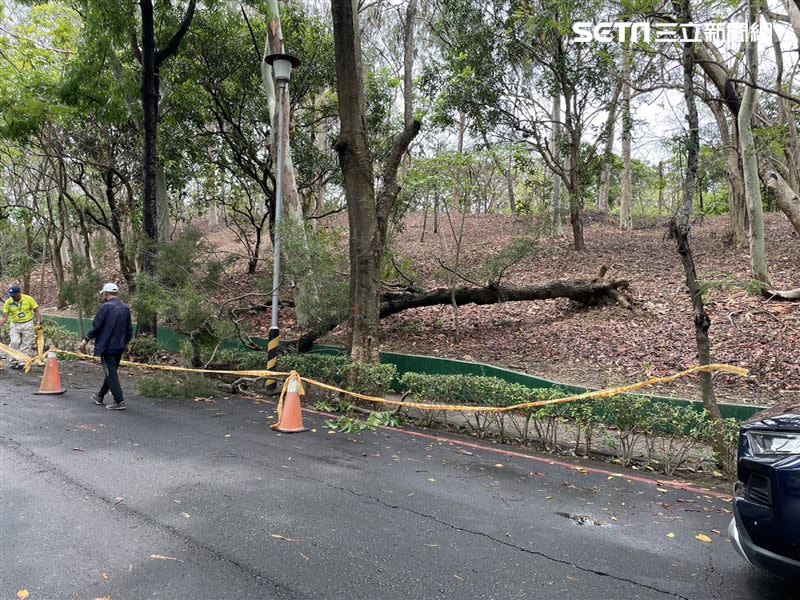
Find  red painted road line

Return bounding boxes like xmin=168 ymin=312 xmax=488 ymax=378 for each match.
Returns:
xmin=264 ymin=398 xmax=733 ymax=502
xmin=389 ymin=427 xmax=733 ymax=501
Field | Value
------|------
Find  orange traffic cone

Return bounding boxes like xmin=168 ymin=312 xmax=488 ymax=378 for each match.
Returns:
xmin=34 ymin=350 xmax=66 ymax=395
xmin=271 ymin=372 xmax=308 ymax=433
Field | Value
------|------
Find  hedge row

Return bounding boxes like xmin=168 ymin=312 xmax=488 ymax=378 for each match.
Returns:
xmin=399 ymin=372 xmax=740 ymax=475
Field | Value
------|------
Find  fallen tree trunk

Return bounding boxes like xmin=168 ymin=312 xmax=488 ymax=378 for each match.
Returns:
xmin=766 ymin=287 xmax=800 ymax=301
xmin=293 ymin=276 xmax=631 ymax=352
xmin=380 ymin=279 xmax=631 ymax=317
xmin=758 ymin=163 xmax=800 ymax=236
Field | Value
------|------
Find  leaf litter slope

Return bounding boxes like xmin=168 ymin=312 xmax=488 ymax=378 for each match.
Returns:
xmin=332 ymin=211 xmax=799 ymax=407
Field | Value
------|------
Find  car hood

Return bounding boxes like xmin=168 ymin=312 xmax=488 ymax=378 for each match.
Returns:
xmin=744 ymin=403 xmax=800 ymax=432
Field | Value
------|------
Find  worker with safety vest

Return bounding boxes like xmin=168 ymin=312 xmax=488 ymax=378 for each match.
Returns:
xmin=0 ymin=285 xmax=42 ymax=369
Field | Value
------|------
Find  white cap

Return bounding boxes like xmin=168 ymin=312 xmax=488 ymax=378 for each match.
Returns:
xmin=100 ymin=283 xmax=119 ymax=293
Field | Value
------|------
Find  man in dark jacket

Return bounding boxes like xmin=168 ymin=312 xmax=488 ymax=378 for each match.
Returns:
xmin=80 ymin=283 xmax=133 ymax=410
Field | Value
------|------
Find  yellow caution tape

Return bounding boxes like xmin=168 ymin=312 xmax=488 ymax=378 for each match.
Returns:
xmin=295 ymin=363 xmax=749 ymax=414
xmin=3 ymin=340 xmax=749 ymax=416
xmin=52 ymin=348 xmax=290 ymax=379
xmin=35 ymin=326 xmax=44 ymax=357
xmin=0 ymin=341 xmax=39 ymax=372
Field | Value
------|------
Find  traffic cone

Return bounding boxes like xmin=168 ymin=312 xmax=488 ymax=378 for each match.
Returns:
xmin=271 ymin=372 xmax=308 ymax=433
xmin=34 ymin=350 xmax=66 ymax=395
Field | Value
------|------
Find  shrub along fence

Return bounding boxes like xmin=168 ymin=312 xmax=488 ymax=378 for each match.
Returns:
xmin=396 ymin=371 xmax=740 ymax=476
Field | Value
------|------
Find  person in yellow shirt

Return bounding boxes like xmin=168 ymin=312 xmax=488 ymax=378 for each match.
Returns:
xmin=1 ymin=285 xmax=42 ymax=369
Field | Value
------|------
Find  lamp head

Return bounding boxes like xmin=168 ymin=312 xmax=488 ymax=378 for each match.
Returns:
xmin=265 ymin=53 xmax=301 ymax=82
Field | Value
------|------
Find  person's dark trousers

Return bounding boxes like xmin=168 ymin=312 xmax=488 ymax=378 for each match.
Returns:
xmin=99 ymin=353 xmax=124 ymax=403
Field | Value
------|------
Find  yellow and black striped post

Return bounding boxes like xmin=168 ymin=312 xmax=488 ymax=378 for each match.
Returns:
xmin=266 ymin=326 xmax=280 ymax=392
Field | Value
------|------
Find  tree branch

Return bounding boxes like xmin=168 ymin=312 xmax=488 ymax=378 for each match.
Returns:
xmin=155 ymin=0 xmax=196 ymax=66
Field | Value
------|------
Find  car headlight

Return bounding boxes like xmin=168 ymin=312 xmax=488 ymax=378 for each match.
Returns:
xmin=747 ymin=431 xmax=800 ymax=455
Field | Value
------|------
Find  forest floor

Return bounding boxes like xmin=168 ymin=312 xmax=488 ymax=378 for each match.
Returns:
xmin=25 ymin=211 xmax=800 ymax=407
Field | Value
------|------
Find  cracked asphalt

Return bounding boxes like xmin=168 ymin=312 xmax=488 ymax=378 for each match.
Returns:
xmin=1 ymin=363 xmax=796 ymax=599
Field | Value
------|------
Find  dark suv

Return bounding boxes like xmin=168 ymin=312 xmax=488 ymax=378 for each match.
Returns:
xmin=730 ymin=402 xmax=800 ymax=577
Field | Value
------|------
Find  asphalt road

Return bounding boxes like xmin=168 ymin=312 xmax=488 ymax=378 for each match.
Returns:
xmin=0 ymin=362 xmax=796 ymax=600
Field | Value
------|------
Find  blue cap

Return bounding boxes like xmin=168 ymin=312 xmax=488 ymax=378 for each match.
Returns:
xmin=8 ymin=286 xmax=21 ymax=295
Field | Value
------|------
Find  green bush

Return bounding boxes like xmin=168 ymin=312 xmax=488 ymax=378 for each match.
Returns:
xmin=41 ymin=320 xmax=81 ymax=352
xmin=397 ymin=371 xmax=741 ymax=476
xmin=398 ymin=372 xmax=567 ymax=439
xmin=138 ymin=374 xmax=217 ymax=399
xmin=642 ymin=402 xmax=710 ymax=475
xmin=398 ymin=372 xmax=545 ymax=407
xmin=704 ymin=417 xmax=742 ymax=475
xmin=199 ymin=347 xmax=270 ymax=371
xmin=278 ymin=352 xmax=397 ymax=397
xmin=597 ymin=394 xmax=652 ymax=466
xmin=129 ymin=335 xmax=164 ymax=363
xmin=278 ymin=352 xmax=351 ymax=382
xmin=341 ymin=360 xmax=397 ymax=396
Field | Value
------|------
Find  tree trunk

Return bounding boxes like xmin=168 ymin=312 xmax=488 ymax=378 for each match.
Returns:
xmin=23 ymin=219 xmax=33 ymax=294
xmin=448 ymin=207 xmax=468 ymax=343
xmin=332 ymin=0 xmax=381 ymax=362
xmin=673 ymin=10 xmax=721 ymax=427
xmin=139 ymin=0 xmax=160 ymax=321
xmin=156 ymin=162 xmax=170 ymax=243
xmin=758 ymin=163 xmax=800 ymax=234
xmin=454 ymin=110 xmax=466 ymax=212
xmin=597 ymin=81 xmax=622 ymax=214
xmin=39 ymin=234 xmax=47 ymax=301
xmin=332 ymin=0 xmax=419 ymax=362
xmin=104 ymin=169 xmax=136 ymax=287
xmin=694 ymin=41 xmax=800 ymax=236
xmin=706 ymin=99 xmax=747 ymax=246
xmin=137 ymin=0 xmax=196 ymax=333
xmin=295 ymin=274 xmax=632 ymax=351
xmin=619 ymin=45 xmax=633 ymax=230
xmin=738 ymin=0 xmax=771 ymax=285
xmin=671 ymin=224 xmax=720 ymax=420
xmin=772 ymin=26 xmax=800 ymax=195
xmin=403 ymin=0 xmax=417 ymax=128
xmin=381 ymin=279 xmax=631 ymax=317
xmin=562 ymin=85 xmax=585 ymax=251
xmin=74 ymin=207 xmax=93 ymax=265
xmin=567 ymin=140 xmax=585 ymax=251
xmin=433 ymin=193 xmax=439 ymax=234
xmin=313 ymin=95 xmax=327 ymax=219
xmin=782 ymin=0 xmax=800 ymax=57
xmin=550 ymin=91 xmax=563 ymax=236
xmin=505 ymin=152 xmax=517 ymax=220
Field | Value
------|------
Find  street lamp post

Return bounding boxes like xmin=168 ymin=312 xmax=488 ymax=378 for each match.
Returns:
xmin=265 ymin=53 xmax=301 ymax=392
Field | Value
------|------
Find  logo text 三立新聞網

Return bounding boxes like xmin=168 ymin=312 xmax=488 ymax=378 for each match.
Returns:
xmin=571 ymin=20 xmax=771 ymax=47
